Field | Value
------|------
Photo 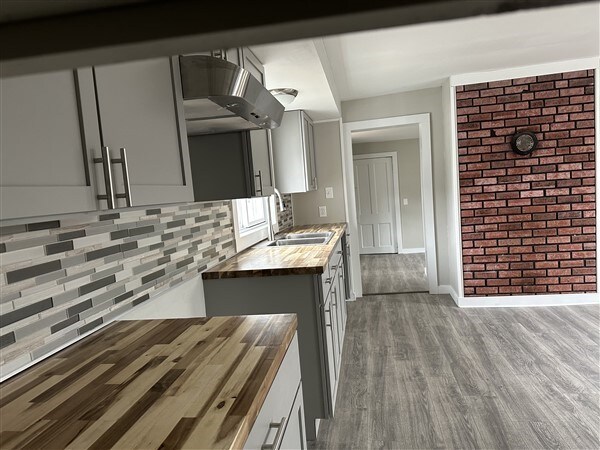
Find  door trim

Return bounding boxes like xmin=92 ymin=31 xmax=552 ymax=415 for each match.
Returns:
xmin=353 ymin=152 xmax=403 ymax=254
xmin=342 ymin=113 xmax=438 ymax=297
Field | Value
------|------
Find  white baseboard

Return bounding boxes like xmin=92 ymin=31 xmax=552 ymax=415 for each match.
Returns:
xmin=398 ymin=247 xmax=425 ymax=254
xmin=436 ymin=287 xmax=598 ymax=308
xmin=438 ymin=285 xmax=460 ymax=306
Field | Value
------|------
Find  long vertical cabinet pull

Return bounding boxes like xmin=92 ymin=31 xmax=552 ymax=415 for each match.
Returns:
xmin=261 ymin=417 xmax=287 ymax=450
xmin=255 ymin=170 xmax=263 ymax=196
xmin=112 ymin=147 xmax=133 ymax=207
xmin=94 ymin=146 xmax=115 ymax=209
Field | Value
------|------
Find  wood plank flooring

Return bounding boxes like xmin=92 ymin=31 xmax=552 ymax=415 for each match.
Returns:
xmin=314 ymin=293 xmax=600 ymax=449
xmin=361 ymin=254 xmax=428 ymax=294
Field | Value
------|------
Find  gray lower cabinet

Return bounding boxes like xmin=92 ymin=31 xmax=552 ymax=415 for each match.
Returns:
xmin=245 ymin=334 xmax=307 ymax=450
xmin=93 ymin=57 xmax=193 ymax=208
xmin=203 ymin=235 xmax=348 ymax=442
xmin=0 ymin=68 xmax=102 ymax=219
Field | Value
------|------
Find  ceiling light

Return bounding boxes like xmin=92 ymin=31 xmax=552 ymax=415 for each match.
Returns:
xmin=269 ymin=88 xmax=298 ymax=107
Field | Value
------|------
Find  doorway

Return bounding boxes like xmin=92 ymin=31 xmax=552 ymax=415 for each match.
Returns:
xmin=342 ymin=113 xmax=437 ymax=298
xmin=352 ymin=127 xmax=428 ymax=295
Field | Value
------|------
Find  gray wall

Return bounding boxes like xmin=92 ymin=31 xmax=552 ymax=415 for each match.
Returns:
xmin=353 ymin=139 xmax=424 ymax=249
xmin=342 ymin=87 xmax=450 ymax=286
xmin=293 ymin=121 xmax=347 ymax=225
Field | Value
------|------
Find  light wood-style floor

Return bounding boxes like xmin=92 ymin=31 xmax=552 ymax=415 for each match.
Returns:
xmin=360 ymin=254 xmax=428 ymax=295
xmin=314 ymin=293 xmax=600 ymax=450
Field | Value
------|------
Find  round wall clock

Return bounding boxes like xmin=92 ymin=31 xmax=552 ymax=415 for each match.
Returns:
xmin=511 ymin=131 xmax=538 ymax=156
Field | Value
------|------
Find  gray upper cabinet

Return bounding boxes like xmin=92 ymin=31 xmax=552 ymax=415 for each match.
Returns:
xmin=271 ymin=110 xmax=317 ymax=193
xmin=0 ymin=68 xmax=103 ymax=220
xmin=93 ymin=58 xmax=193 ymax=208
xmin=186 ymin=47 xmax=276 ymax=201
xmin=0 ymin=57 xmax=193 ymax=221
xmin=241 ymin=48 xmax=275 ymax=197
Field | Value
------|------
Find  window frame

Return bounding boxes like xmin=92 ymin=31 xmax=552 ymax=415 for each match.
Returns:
xmin=232 ymin=196 xmax=278 ymax=252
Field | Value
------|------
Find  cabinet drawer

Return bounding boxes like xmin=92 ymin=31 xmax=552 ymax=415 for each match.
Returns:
xmin=321 ymin=271 xmax=332 ymax=299
xmin=245 ymin=333 xmax=301 ymax=449
xmin=328 ymin=240 xmax=343 ymax=277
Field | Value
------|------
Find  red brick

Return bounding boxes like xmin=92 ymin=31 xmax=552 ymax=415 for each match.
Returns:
xmin=458 ymin=71 xmax=595 ymax=298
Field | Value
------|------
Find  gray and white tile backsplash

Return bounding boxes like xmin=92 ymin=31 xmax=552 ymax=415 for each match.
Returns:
xmin=277 ymin=194 xmax=294 ymax=231
xmin=0 ymin=201 xmax=235 ymax=375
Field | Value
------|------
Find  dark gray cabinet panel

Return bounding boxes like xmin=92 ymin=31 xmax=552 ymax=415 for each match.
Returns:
xmin=188 ymin=131 xmax=255 ymax=201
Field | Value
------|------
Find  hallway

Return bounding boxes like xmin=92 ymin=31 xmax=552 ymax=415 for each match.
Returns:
xmin=360 ymin=253 xmax=428 ymax=294
xmin=314 ymin=294 xmax=600 ymax=449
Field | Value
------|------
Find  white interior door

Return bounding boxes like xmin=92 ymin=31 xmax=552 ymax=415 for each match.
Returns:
xmin=353 ymin=156 xmax=397 ymax=254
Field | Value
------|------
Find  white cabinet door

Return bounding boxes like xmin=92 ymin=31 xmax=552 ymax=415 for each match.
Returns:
xmin=245 ymin=334 xmax=302 ymax=450
xmin=0 ymin=68 xmax=102 ymax=219
xmin=280 ymin=383 xmax=307 ymax=450
xmin=354 ymin=156 xmax=397 ymax=254
xmin=304 ymin=117 xmax=317 ymax=191
xmin=323 ymin=293 xmax=338 ymax=415
xmin=249 ymin=129 xmax=275 ymax=196
xmin=272 ymin=110 xmax=317 ymax=194
xmin=93 ymin=58 xmax=193 ymax=208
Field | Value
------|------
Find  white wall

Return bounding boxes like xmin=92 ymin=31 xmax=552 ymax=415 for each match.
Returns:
xmin=120 ymin=274 xmax=206 ymax=320
xmin=342 ymin=87 xmax=450 ymax=286
xmin=352 ymin=139 xmax=424 ymax=249
xmin=441 ymin=79 xmax=462 ymax=298
xmin=293 ymin=120 xmax=347 ymax=225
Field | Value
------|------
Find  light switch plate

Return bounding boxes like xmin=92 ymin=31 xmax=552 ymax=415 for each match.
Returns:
xmin=325 ymin=187 xmax=334 ymax=199
xmin=403 ymin=198 xmax=409 ymax=206
xmin=319 ymin=206 xmax=327 ymax=217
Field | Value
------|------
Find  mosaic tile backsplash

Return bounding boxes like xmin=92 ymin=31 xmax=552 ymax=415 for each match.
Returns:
xmin=0 ymin=201 xmax=235 ymax=376
xmin=277 ymin=194 xmax=294 ymax=231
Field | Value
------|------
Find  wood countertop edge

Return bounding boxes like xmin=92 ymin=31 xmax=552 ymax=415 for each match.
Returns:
xmin=202 ymin=223 xmax=347 ymax=279
xmin=231 ymin=314 xmax=298 ymax=449
xmin=0 ymin=315 xmax=299 ymax=450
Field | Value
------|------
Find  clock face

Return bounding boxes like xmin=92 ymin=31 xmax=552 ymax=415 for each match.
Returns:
xmin=511 ymin=131 xmax=538 ymax=155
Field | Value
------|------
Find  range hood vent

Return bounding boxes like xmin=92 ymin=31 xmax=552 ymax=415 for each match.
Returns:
xmin=179 ymin=55 xmax=284 ymax=135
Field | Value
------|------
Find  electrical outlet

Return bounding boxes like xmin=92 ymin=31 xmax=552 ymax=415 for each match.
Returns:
xmin=325 ymin=187 xmax=334 ymax=199
xmin=319 ymin=206 xmax=327 ymax=217
xmin=403 ymin=198 xmax=409 ymax=206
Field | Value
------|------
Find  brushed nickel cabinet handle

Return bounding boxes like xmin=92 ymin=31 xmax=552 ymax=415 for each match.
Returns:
xmin=261 ymin=416 xmax=287 ymax=450
xmin=255 ymin=170 xmax=263 ymax=196
xmin=94 ymin=146 xmax=115 ymax=209
xmin=113 ymin=147 xmax=133 ymax=207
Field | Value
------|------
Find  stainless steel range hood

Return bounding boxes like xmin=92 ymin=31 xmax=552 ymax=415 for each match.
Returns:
xmin=179 ymin=55 xmax=284 ymax=135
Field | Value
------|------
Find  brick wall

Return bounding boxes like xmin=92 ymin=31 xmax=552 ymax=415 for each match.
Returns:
xmin=456 ymin=69 xmax=596 ymax=296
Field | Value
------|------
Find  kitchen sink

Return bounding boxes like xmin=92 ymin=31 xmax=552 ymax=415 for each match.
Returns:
xmin=268 ymin=231 xmax=334 ymax=246
xmin=284 ymin=232 xmax=333 ymax=240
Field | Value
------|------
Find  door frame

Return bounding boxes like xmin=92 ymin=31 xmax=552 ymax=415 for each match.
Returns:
xmin=342 ymin=113 xmax=438 ymax=297
xmin=352 ymin=152 xmax=403 ymax=254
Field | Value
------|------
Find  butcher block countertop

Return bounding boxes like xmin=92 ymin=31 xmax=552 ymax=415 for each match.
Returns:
xmin=0 ymin=314 xmax=297 ymax=450
xmin=203 ymin=223 xmax=347 ymax=279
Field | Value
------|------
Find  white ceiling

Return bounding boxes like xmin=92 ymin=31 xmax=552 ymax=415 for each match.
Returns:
xmin=250 ymin=3 xmax=599 ymax=117
xmin=351 ymin=124 xmax=419 ymax=143
xmin=250 ymin=41 xmax=341 ymax=121
xmin=323 ymin=2 xmax=600 ymax=101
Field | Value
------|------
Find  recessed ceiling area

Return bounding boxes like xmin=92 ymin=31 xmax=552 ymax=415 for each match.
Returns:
xmin=323 ymin=2 xmax=599 ymax=100
xmin=351 ymin=125 xmax=419 ymax=144
xmin=250 ymin=41 xmax=341 ymax=121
